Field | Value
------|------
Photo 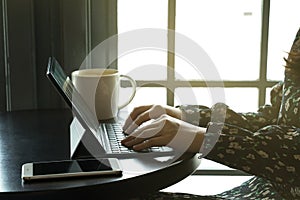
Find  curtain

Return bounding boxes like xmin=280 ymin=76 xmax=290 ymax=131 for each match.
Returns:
xmin=0 ymin=0 xmax=117 ymax=111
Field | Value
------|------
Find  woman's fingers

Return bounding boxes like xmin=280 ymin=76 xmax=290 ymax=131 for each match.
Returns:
xmin=122 ymin=129 xmax=169 ymax=151
xmin=122 ymin=105 xmax=153 ymax=131
xmin=123 ymin=111 xmax=152 ymax=134
xmin=122 ymin=128 xmax=158 ymax=147
xmin=122 ymin=119 xmax=163 ymax=144
xmin=122 ymin=115 xmax=174 ymax=149
xmin=123 ymin=105 xmax=167 ymax=134
xmin=131 ymin=136 xmax=168 ymax=151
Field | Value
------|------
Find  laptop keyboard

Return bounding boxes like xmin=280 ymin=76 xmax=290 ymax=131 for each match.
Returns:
xmin=105 ymin=123 xmax=169 ymax=153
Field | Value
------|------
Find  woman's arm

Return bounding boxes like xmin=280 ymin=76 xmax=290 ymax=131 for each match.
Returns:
xmin=177 ymin=82 xmax=283 ymax=132
xmin=206 ymin=123 xmax=300 ymax=188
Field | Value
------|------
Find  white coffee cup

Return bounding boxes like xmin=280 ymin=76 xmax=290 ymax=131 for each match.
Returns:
xmin=71 ymin=68 xmax=136 ymax=120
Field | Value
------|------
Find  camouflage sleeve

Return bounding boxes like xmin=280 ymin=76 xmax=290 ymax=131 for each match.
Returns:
xmin=205 ymin=122 xmax=300 ymax=199
xmin=240 ymin=81 xmax=283 ymax=131
xmin=177 ymin=82 xmax=282 ymax=132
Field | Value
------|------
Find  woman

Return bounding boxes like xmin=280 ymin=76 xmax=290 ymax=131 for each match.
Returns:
xmin=121 ymin=28 xmax=300 ymax=199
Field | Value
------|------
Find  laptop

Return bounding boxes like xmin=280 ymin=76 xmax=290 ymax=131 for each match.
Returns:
xmin=46 ymin=57 xmax=174 ymax=158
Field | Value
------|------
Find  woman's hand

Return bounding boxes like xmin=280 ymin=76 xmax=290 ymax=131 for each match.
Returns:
xmin=122 ymin=104 xmax=182 ymax=135
xmin=121 ymin=105 xmax=206 ymax=153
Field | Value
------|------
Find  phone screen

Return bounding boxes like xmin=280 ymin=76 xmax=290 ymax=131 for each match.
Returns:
xmin=33 ymin=159 xmax=113 ymax=176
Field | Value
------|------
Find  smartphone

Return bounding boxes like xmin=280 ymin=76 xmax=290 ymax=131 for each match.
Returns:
xmin=21 ymin=158 xmax=122 ymax=181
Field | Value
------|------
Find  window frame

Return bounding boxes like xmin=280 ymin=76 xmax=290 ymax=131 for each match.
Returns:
xmin=126 ymin=0 xmax=277 ymax=109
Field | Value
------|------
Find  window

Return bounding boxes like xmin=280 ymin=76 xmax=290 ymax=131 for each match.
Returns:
xmin=267 ymin=0 xmax=300 ymax=80
xmin=118 ymin=0 xmax=168 ymax=112
xmin=118 ymin=1 xmax=299 ymax=178
xmin=175 ymin=0 xmax=261 ymax=111
xmin=118 ymin=0 xmax=299 ymax=112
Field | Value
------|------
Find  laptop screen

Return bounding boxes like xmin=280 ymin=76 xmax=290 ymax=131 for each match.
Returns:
xmin=46 ymin=57 xmax=100 ymax=135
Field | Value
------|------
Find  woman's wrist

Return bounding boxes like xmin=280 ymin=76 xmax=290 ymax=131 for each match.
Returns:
xmin=176 ymin=105 xmax=201 ymax=126
xmin=198 ymin=122 xmax=223 ymax=157
xmin=187 ymin=126 xmax=206 ymax=153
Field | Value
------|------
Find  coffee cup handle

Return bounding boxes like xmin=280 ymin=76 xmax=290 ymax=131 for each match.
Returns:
xmin=118 ymin=75 xmax=136 ymax=110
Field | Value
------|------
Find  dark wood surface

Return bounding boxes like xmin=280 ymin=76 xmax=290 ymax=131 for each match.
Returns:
xmin=0 ymin=109 xmax=200 ymax=199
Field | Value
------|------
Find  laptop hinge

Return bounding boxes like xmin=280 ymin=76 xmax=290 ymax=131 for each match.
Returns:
xmin=70 ymin=117 xmax=106 ymax=159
